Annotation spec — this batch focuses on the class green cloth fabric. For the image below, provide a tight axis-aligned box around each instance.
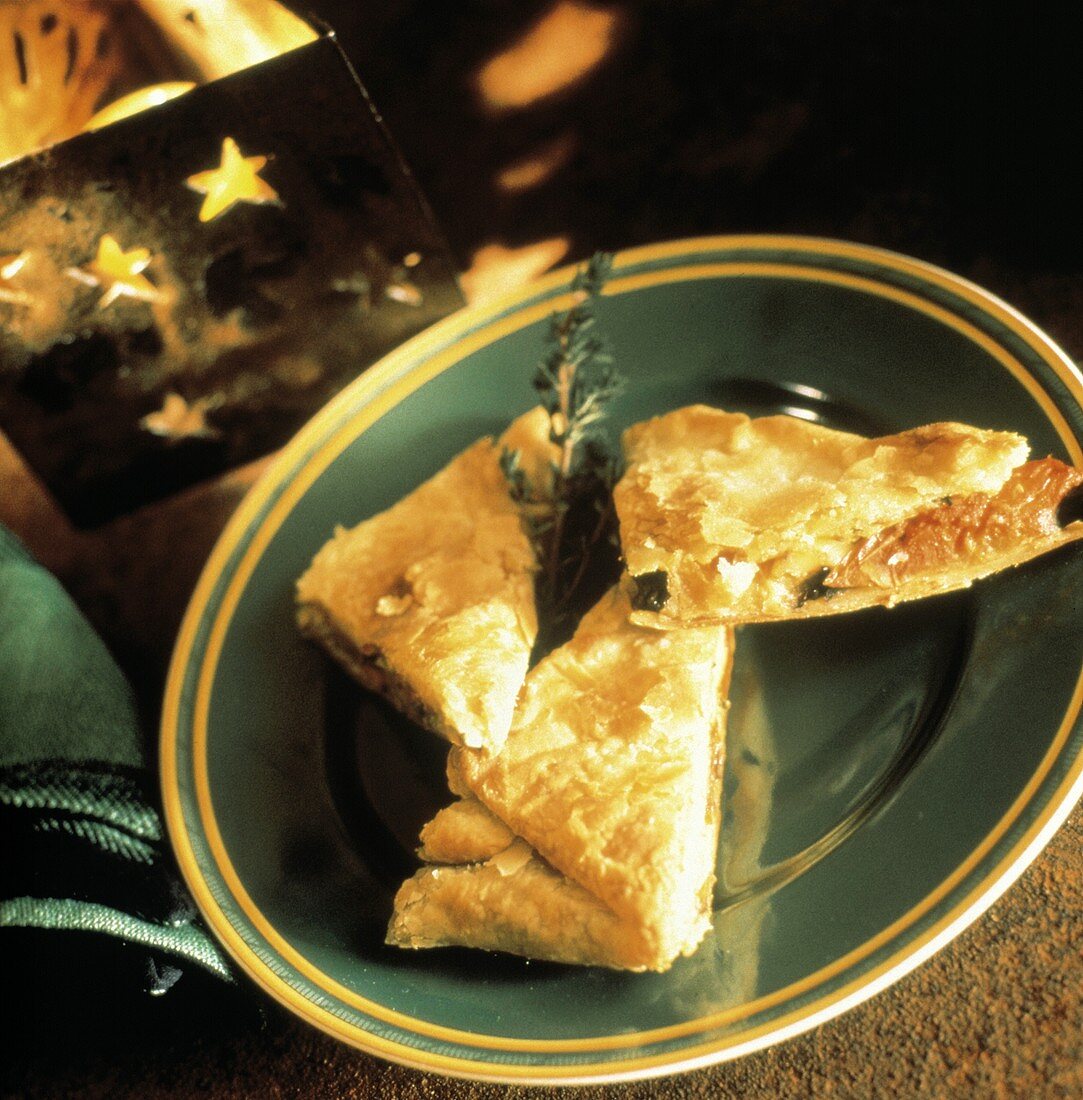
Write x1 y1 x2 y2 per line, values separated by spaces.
0 524 232 993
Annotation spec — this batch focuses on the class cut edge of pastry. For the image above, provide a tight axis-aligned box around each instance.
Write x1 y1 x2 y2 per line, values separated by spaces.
628 456 1083 627
388 796 709 972
386 853 670 971
296 601 449 737
294 410 556 752
617 405 1083 627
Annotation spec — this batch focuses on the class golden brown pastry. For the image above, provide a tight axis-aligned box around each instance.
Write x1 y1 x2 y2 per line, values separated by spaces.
296 410 551 752
416 796 516 865
391 796 662 970
388 825 664 970
445 587 733 968
614 405 1083 626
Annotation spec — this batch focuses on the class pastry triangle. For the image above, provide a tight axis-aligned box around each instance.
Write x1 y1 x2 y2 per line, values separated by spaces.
296 409 552 751
447 587 733 966
388 796 665 970
614 405 1083 626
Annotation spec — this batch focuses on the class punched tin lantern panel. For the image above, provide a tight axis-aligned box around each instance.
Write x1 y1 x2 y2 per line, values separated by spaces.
0 1 464 525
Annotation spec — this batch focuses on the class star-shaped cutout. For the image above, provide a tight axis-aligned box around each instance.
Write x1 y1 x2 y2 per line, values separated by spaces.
68 235 159 309
460 238 569 305
185 138 280 223
0 251 31 304
140 392 222 442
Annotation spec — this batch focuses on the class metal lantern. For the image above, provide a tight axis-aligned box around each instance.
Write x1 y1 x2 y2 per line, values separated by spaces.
0 1 463 525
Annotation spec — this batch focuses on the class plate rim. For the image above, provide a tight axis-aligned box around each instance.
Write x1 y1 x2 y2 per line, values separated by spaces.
161 233 1083 1084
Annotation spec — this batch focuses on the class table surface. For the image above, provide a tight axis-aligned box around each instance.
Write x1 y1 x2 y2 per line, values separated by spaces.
4 2 1083 1095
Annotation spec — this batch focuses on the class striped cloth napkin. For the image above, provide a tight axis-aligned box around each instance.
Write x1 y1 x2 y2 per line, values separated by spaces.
0 524 231 996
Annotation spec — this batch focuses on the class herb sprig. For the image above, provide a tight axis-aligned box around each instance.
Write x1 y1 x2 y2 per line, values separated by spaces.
502 252 625 651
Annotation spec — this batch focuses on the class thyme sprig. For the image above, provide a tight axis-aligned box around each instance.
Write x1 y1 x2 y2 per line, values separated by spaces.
502 252 625 650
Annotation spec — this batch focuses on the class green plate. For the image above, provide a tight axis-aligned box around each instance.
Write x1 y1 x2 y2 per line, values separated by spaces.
161 236 1083 1084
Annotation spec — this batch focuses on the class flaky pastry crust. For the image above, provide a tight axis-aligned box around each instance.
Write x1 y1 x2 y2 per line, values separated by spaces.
390 796 691 971
449 587 732 966
615 405 1082 625
387 844 662 971
296 414 547 751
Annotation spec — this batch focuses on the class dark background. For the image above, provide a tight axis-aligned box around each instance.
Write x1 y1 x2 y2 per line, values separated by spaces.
313 0 1080 281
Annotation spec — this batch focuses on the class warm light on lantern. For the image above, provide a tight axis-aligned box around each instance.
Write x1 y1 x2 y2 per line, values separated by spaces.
460 238 571 305
476 2 620 111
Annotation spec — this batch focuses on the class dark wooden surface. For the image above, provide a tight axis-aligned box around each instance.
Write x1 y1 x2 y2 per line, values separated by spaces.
3 2 1081 1095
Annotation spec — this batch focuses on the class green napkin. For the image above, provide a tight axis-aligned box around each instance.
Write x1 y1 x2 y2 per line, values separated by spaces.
0 524 232 995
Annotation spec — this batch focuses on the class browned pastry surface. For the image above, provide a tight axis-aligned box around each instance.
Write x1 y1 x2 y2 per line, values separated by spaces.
446 587 732 968
827 456 1083 589
615 405 1083 626
295 413 548 751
